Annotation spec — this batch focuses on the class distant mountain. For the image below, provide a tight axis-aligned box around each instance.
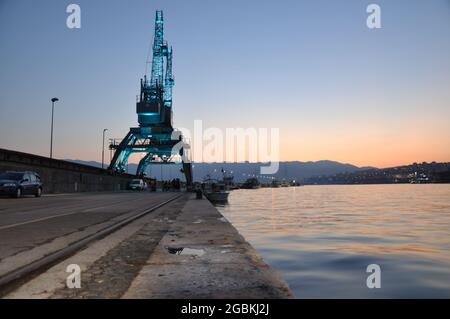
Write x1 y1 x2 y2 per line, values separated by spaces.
65 159 373 182
304 161 450 185
66 160 104 169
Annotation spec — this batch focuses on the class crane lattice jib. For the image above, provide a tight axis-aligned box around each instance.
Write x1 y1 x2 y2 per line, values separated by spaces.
164 47 174 107
150 11 165 86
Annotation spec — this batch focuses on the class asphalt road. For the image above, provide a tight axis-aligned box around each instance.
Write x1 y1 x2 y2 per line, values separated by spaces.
0 192 178 261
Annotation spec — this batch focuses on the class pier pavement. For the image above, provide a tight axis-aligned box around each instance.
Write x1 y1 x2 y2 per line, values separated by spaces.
1 192 293 298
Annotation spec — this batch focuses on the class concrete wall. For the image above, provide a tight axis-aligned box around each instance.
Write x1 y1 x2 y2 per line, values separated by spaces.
0 148 135 194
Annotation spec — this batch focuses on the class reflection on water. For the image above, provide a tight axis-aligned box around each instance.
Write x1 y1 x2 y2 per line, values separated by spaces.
218 184 450 298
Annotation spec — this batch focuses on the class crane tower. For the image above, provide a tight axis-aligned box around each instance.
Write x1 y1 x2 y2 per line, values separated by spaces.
108 11 192 185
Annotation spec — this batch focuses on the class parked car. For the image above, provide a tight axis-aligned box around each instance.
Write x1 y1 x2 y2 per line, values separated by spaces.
0 171 43 198
128 179 146 191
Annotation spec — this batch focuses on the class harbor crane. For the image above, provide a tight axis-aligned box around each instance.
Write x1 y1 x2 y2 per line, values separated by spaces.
108 11 192 185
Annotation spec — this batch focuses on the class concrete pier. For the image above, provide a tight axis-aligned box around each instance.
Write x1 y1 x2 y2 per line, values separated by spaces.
123 195 293 298
2 192 293 298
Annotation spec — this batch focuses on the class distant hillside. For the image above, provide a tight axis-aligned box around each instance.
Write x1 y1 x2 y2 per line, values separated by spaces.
66 159 372 182
304 162 450 184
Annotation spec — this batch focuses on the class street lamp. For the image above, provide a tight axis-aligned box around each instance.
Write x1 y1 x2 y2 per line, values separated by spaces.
50 97 59 159
102 128 108 169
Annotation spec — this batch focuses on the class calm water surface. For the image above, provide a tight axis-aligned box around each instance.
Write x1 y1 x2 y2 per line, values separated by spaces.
218 184 450 298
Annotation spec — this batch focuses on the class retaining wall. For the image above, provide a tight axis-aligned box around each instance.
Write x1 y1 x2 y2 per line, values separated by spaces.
0 148 134 194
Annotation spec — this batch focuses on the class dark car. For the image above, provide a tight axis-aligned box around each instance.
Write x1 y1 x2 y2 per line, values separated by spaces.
0 171 43 198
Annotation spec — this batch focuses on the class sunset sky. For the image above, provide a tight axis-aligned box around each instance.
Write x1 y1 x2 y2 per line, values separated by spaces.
0 0 449 168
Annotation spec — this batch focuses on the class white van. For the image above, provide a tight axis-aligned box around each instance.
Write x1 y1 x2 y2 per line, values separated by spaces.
129 179 145 191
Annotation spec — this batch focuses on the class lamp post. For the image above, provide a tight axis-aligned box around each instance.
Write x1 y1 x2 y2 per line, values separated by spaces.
50 98 59 159
102 128 108 169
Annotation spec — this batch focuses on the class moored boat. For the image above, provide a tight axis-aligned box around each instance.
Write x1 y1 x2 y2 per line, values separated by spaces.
241 178 260 189
204 191 229 203
202 174 230 203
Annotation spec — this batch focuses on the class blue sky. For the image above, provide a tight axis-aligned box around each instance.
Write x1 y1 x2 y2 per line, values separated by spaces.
0 0 449 167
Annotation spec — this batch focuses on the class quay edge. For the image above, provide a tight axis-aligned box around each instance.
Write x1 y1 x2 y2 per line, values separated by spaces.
123 194 294 299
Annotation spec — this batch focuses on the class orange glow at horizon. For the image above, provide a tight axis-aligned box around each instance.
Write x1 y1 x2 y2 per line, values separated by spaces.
280 120 450 168
33 114 450 169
